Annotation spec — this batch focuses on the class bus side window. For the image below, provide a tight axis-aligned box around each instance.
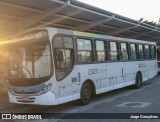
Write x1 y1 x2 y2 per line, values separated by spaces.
77 38 93 63
129 43 136 60
137 44 144 60
150 45 156 59
109 41 119 61
95 40 106 62
144 45 150 59
154 46 156 59
120 42 129 60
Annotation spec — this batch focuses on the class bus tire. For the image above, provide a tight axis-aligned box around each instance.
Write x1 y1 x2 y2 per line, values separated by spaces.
80 82 92 105
134 72 142 89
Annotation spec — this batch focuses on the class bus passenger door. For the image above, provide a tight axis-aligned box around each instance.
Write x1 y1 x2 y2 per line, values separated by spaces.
53 36 76 104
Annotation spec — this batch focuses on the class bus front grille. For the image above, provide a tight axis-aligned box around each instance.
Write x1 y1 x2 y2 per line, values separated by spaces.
16 97 35 103
13 91 39 96
15 91 37 94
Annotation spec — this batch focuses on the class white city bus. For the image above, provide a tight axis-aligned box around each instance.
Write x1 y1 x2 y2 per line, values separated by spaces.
6 28 157 105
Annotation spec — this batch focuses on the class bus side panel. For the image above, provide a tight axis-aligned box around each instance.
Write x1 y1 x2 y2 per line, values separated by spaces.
125 61 139 86
101 78 110 93
139 61 149 81
148 60 157 79
77 63 107 95
59 84 72 104
107 62 125 90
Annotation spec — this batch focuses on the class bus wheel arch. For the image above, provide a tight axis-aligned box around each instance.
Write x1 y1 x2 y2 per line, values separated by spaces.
80 79 95 105
134 71 142 89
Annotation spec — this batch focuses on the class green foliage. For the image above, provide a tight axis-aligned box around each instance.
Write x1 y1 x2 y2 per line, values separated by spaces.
139 18 160 28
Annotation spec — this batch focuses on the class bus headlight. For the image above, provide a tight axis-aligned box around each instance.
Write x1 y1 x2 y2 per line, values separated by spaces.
38 83 53 95
9 89 15 95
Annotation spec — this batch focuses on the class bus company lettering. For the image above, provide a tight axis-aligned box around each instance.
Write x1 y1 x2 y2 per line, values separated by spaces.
88 68 98 75
99 69 107 73
139 63 147 68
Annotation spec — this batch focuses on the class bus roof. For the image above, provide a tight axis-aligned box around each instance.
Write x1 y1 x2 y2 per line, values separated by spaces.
48 28 156 45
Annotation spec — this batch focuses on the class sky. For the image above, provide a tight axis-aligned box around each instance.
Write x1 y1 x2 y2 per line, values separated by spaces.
78 0 160 22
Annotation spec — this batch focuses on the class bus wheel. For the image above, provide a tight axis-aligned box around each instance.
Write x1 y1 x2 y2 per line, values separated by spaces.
134 73 142 89
80 82 92 105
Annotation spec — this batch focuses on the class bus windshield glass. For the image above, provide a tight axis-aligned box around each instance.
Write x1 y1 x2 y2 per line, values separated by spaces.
8 30 52 85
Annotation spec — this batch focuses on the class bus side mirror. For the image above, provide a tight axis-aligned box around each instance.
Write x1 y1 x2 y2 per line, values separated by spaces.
58 50 64 61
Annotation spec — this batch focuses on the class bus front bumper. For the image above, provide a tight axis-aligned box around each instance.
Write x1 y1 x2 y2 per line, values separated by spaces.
8 91 59 105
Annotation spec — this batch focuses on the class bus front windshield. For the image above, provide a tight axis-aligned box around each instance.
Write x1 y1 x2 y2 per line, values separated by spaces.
9 41 52 81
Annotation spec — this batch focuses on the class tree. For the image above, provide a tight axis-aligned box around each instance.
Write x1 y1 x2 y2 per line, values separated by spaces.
139 18 160 28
